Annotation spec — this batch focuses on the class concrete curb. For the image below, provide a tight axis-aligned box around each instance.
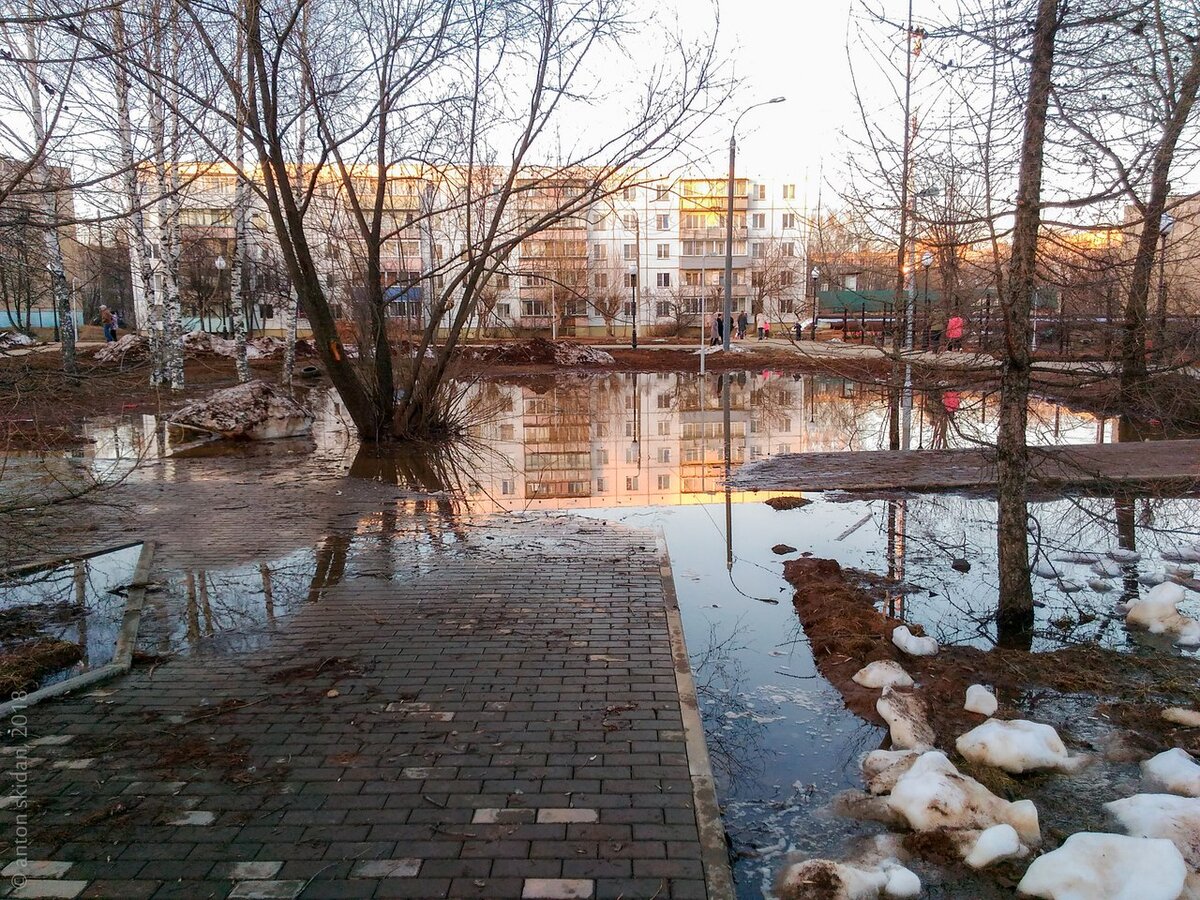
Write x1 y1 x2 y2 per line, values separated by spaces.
0 540 155 718
655 530 733 900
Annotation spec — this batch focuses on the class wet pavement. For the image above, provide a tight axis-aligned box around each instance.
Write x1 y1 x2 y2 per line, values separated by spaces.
0 515 725 900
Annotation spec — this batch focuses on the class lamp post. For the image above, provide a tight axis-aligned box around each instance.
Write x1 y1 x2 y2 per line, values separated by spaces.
1157 212 1175 343
724 96 786 351
810 267 819 341
920 250 933 349
215 254 227 334
628 263 638 349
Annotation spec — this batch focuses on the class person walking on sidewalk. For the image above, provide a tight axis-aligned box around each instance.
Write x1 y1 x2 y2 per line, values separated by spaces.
100 305 117 342
710 313 722 346
929 311 945 354
736 310 748 340
946 313 965 351
755 310 767 340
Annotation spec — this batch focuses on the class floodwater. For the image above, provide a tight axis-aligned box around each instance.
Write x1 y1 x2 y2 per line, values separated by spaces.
6 369 1200 896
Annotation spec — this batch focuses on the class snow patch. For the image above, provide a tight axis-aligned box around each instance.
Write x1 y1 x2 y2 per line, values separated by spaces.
891 625 937 657
1016 832 1187 900
955 718 1076 774
964 684 998 717
876 688 935 751
1142 749 1200 797
964 823 1025 869
853 660 914 690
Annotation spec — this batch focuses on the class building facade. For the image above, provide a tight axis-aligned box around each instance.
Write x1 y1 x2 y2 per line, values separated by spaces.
133 165 813 338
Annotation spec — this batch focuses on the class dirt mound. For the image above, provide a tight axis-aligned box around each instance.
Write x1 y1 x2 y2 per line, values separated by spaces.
94 333 150 364
169 380 314 440
480 338 615 366
783 556 1200 752
766 496 813 511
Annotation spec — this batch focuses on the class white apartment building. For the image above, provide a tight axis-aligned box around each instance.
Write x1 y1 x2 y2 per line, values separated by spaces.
133 165 812 337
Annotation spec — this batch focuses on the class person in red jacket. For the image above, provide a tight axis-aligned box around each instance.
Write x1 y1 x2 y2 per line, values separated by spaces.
945 314 965 351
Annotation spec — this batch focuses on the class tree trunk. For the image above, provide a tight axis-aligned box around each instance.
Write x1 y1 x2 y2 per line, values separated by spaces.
996 0 1059 649
1118 43 1200 401
229 11 250 383
150 12 184 389
112 6 158 357
23 13 75 376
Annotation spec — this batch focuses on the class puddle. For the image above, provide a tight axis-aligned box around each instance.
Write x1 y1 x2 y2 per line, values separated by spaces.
10 368 1200 896
0 544 144 690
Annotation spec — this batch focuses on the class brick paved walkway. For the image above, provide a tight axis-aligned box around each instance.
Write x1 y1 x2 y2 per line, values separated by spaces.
0 514 728 899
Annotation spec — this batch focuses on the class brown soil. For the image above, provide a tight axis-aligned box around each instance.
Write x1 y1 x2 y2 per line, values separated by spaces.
0 639 83 693
0 350 284 450
0 601 81 639
783 556 1200 754
765 496 813 511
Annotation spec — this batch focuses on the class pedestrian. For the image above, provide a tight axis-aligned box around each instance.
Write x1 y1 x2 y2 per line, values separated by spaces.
946 313 965 351
929 312 945 354
763 316 771 340
100 305 117 342
711 313 724 346
736 310 748 340
755 310 767 341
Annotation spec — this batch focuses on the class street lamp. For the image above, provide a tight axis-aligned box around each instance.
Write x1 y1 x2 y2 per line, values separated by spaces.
214 254 228 335
628 263 638 350
724 96 786 351
810 267 819 341
920 250 933 349
1157 212 1175 341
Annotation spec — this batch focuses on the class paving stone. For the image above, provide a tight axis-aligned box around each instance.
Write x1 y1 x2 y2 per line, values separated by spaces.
165 811 216 826
9 881 88 899
223 862 284 880
227 881 307 899
0 862 72 879
536 809 598 824
472 808 536 825
521 878 594 899
348 859 421 878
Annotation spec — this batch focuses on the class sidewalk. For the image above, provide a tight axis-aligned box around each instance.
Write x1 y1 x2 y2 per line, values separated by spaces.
0 512 728 900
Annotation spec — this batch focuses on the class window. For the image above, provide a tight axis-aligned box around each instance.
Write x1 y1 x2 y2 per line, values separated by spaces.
594 213 610 230
655 301 672 317
623 244 637 260
782 213 796 229
596 477 607 493
623 272 637 288
433 243 444 260
657 420 671 435
782 241 796 257
684 271 702 286
656 272 671 288
499 424 515 440
626 476 639 492
751 242 764 259
622 213 638 230
783 184 796 199
496 303 510 317
657 393 672 409
657 474 671 490
656 214 670 230
594 273 609 289
751 271 764 287
657 243 671 259
755 184 766 200
658 447 671 463
751 213 765 229
434 274 445 289
521 300 549 316
501 479 515 495
596 448 609 464
780 271 795 287
592 243 606 260
623 186 637 200
623 300 636 317
495 274 511 289
776 444 791 454
655 185 670 201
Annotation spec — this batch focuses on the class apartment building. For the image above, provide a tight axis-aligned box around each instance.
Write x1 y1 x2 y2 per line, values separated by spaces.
133 164 811 337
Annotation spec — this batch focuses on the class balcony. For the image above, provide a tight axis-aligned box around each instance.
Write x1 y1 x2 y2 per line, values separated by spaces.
680 255 749 270
679 227 748 241
679 196 748 212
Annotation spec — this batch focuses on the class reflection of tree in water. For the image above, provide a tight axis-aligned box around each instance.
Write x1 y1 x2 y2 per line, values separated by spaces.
874 491 1200 650
690 619 769 792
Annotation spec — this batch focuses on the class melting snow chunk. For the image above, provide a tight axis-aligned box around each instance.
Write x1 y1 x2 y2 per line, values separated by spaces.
1032 560 1062 579
891 625 937 657
877 688 935 751
1142 749 1200 797
964 684 998 717
1105 793 1200 873
885 751 1040 846
1108 548 1142 563
1162 707 1200 728
964 823 1024 869
955 719 1074 774
1016 832 1186 900
853 660 915 690
1125 582 1200 645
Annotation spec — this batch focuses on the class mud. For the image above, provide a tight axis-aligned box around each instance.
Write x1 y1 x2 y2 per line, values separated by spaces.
0 639 83 693
782 556 1200 754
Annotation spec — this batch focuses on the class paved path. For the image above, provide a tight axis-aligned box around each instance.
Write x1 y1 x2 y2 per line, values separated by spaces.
727 438 1200 494
0 514 727 900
